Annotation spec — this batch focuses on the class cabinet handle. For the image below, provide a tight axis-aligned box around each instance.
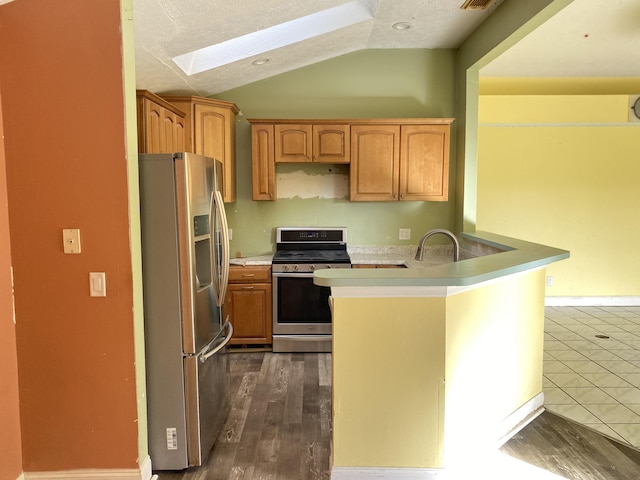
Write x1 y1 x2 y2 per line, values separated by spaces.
242 286 255 290
241 273 255 277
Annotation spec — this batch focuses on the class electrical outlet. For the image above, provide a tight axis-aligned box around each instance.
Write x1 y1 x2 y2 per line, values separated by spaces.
399 228 411 240
546 276 554 286
228 228 233 241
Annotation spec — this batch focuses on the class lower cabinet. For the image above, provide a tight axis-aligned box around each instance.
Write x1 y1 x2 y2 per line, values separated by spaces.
223 265 272 346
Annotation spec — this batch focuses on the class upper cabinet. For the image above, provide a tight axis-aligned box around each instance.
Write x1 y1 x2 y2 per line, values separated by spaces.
249 118 453 202
161 95 240 203
251 123 276 201
274 123 350 164
350 123 451 201
136 90 186 154
349 125 400 201
399 124 450 202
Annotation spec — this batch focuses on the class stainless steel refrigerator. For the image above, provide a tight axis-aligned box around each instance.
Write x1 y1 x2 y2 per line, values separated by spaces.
139 152 232 470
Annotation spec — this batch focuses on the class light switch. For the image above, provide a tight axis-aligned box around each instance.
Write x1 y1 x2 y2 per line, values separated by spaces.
63 229 81 254
89 272 106 297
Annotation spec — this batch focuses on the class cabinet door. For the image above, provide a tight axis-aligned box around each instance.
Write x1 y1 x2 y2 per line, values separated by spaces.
313 124 350 163
173 115 186 152
251 124 276 200
224 283 272 345
193 104 236 202
275 124 312 163
137 92 186 154
144 100 164 153
399 125 449 201
349 125 400 201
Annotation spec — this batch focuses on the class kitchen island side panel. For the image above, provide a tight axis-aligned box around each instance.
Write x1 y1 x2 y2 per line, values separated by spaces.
332 296 447 468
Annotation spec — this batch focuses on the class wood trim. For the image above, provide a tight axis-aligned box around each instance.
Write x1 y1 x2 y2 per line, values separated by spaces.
162 95 239 114
136 90 186 116
248 118 454 125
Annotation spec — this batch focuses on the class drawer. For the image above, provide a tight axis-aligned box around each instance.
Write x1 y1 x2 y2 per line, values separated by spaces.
228 265 272 283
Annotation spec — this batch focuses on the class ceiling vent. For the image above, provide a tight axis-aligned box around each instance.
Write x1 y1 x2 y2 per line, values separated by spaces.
460 0 494 10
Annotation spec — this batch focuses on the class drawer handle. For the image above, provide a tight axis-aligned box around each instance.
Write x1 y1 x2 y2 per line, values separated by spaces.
241 273 255 277
242 286 255 290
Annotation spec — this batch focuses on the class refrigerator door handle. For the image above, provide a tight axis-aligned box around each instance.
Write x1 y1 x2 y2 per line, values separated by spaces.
200 318 233 363
210 190 230 306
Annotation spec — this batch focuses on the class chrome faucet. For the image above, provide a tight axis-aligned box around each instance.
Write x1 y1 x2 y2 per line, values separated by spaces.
415 229 460 262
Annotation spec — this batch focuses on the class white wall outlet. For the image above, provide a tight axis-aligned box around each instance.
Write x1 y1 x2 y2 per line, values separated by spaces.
228 228 233 241
546 276 554 286
89 272 106 297
399 228 411 240
62 228 81 254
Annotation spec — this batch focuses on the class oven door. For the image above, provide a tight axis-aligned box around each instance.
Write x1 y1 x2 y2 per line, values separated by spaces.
272 271 332 335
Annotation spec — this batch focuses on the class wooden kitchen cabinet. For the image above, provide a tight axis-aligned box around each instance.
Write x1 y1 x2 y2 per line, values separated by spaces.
350 122 452 202
399 124 450 201
251 123 276 201
248 118 453 202
162 95 239 203
223 265 272 346
349 125 400 201
274 123 350 163
136 90 186 154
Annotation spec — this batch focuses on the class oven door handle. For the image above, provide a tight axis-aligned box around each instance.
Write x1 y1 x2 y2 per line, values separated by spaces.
272 271 316 279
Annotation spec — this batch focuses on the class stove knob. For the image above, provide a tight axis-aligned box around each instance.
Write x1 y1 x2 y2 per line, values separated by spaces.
309 265 315 272
292 265 298 272
283 265 290 272
327 265 332 269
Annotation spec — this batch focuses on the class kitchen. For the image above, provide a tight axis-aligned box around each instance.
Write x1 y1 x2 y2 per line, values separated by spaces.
1 0 640 479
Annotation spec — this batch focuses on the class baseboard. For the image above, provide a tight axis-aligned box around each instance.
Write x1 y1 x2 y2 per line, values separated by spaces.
331 466 444 479
23 456 153 480
546 296 640 307
495 392 545 447
330 393 545 479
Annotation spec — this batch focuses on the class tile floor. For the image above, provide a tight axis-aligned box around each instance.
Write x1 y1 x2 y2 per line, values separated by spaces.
544 305 640 447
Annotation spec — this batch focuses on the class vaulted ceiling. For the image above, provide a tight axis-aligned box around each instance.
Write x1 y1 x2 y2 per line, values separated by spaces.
133 0 640 97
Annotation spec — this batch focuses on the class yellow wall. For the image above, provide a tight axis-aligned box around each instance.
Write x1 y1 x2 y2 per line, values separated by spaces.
331 268 546 470
444 269 545 462
332 296 447 468
477 92 640 297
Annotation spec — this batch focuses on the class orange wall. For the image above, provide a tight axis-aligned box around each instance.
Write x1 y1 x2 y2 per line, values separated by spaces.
0 79 24 480
0 0 139 472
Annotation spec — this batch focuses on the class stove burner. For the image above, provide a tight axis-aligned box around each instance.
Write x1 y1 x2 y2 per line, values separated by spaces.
272 249 351 264
273 227 351 273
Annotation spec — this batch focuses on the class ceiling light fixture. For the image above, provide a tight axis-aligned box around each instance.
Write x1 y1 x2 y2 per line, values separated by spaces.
252 58 270 66
392 22 411 30
172 0 377 76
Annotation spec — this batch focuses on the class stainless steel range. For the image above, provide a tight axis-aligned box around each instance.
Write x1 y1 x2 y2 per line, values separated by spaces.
272 227 351 352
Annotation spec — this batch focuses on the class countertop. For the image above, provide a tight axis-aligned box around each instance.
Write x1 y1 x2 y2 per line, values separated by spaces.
227 246 448 268
229 255 273 266
313 231 569 288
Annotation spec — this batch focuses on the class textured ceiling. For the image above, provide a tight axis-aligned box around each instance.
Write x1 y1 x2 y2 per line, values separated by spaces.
133 0 504 96
480 0 640 78
133 0 640 97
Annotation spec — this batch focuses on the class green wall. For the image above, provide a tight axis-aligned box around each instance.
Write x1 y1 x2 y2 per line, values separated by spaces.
215 49 457 256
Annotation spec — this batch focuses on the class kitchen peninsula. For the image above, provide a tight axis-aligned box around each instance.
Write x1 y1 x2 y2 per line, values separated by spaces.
314 231 569 478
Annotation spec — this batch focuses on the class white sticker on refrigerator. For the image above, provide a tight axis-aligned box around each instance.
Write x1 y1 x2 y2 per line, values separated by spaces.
166 427 178 450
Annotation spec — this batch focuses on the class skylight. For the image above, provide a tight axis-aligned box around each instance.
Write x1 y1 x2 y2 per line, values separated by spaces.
172 0 377 76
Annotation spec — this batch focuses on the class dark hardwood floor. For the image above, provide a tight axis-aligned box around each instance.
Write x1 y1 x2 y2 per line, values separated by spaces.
154 352 640 480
